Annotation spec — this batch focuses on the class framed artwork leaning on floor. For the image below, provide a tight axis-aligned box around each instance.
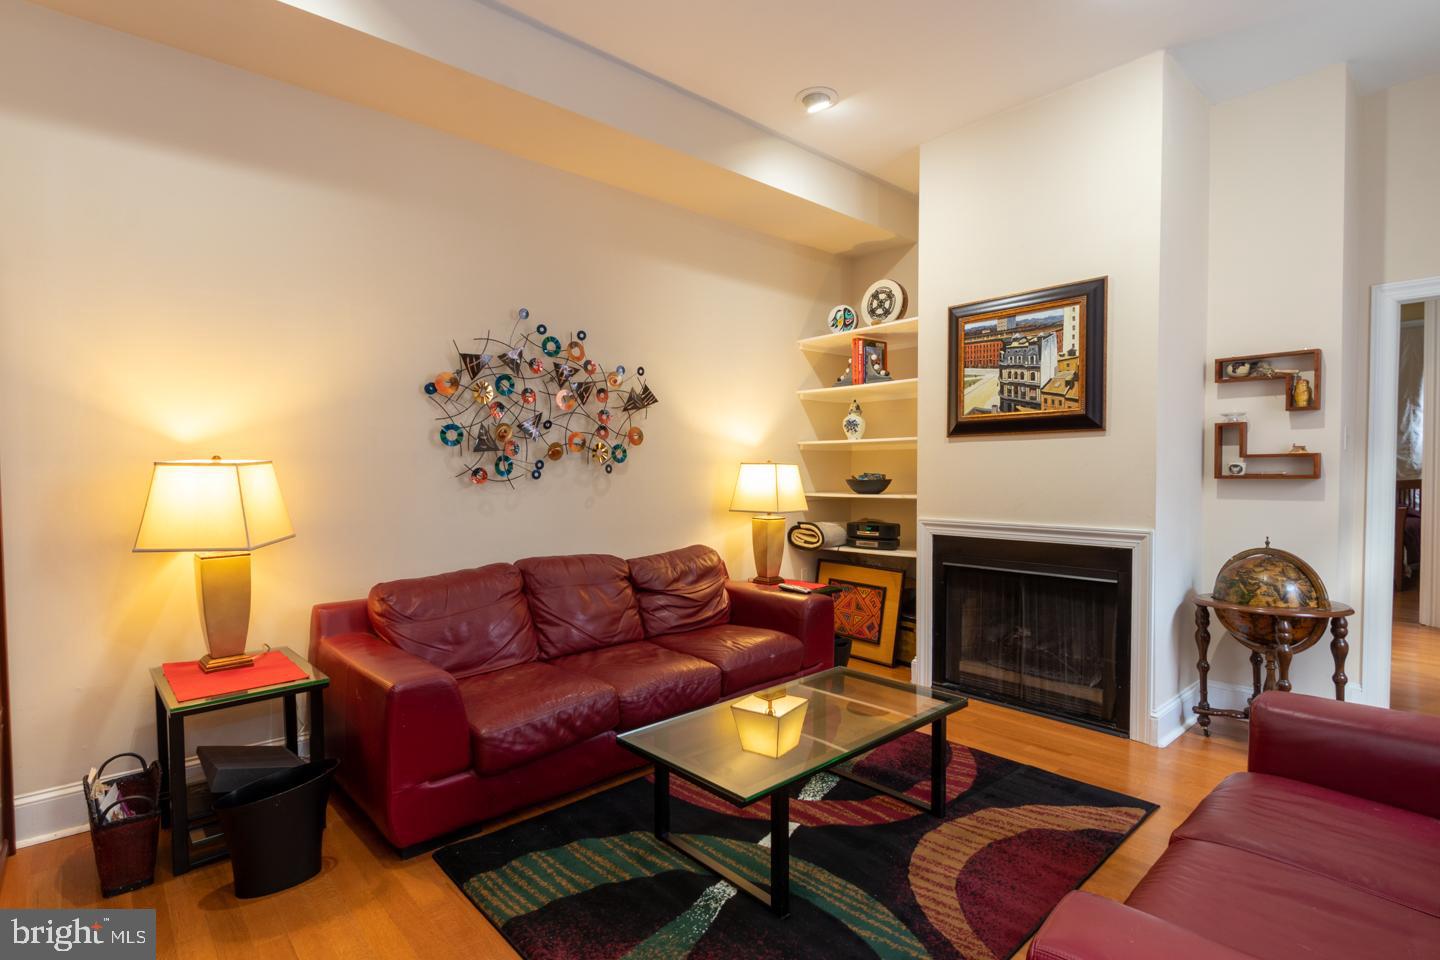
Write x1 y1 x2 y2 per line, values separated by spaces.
816 560 904 665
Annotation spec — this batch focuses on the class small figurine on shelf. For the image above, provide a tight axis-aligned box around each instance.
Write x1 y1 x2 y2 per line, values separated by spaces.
1252 360 1277 377
1292 375 1313 408
1224 360 1252 378
842 400 866 441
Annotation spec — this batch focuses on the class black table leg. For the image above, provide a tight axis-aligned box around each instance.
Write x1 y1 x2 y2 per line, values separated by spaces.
653 765 670 840
154 692 170 829
308 689 325 761
283 694 299 754
769 788 790 918
930 718 946 816
167 713 188 876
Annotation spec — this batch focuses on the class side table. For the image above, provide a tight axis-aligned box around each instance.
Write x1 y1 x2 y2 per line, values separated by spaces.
150 646 329 875
1191 594 1353 736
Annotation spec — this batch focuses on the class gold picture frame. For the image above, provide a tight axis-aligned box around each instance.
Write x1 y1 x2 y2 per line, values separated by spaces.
816 560 904 665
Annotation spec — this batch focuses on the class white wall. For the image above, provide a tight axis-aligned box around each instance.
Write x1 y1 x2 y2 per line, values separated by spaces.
916 53 1219 743
1360 71 1440 288
1201 65 1359 698
1152 56 1210 733
918 54 1166 530
0 1 842 834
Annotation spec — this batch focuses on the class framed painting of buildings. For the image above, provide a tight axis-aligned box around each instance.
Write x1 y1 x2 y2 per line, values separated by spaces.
946 277 1107 436
815 559 904 665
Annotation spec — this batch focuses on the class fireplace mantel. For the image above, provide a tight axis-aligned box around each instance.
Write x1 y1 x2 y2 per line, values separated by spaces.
916 518 1157 743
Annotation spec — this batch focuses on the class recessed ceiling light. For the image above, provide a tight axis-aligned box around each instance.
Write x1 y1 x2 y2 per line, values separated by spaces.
796 86 838 114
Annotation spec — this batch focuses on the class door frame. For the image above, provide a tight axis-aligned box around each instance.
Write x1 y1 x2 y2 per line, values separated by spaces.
1364 275 1440 708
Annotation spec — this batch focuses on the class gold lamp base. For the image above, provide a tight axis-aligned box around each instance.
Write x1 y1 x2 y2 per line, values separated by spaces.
198 652 256 673
195 552 254 670
750 514 787 585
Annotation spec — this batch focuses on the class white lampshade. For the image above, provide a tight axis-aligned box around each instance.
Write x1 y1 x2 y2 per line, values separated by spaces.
729 462 808 514
134 458 294 553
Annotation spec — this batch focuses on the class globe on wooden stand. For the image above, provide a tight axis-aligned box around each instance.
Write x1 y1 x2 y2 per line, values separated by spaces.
1191 539 1354 736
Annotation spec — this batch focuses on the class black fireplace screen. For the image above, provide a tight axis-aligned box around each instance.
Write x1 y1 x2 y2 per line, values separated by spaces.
935 537 1130 734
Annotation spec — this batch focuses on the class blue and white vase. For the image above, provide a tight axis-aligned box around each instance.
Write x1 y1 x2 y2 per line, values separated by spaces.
842 400 866 441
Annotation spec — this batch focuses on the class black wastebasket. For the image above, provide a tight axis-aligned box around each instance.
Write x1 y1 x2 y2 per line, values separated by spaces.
213 759 338 898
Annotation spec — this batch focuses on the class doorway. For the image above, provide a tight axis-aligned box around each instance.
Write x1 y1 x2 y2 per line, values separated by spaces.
1391 299 1440 715
1367 279 1440 716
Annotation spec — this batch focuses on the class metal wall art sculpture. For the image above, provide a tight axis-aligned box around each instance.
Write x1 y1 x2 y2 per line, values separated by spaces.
423 308 658 487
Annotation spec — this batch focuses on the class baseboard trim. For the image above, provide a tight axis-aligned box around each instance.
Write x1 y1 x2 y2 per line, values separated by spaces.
15 733 309 849
1150 679 1201 748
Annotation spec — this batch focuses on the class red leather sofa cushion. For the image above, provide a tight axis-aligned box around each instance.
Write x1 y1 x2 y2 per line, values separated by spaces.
1030 892 1258 960
650 624 803 694
516 554 644 659
551 640 722 730
368 563 538 678
1250 692 1440 819
1172 771 1440 916
627 544 731 636
1126 837 1437 960
457 662 620 776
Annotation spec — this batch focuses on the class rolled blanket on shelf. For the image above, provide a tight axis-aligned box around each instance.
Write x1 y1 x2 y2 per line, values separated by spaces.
788 521 846 550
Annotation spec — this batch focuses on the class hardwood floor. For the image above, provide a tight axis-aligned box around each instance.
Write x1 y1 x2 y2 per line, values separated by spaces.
0 668 1250 959
1392 588 1440 716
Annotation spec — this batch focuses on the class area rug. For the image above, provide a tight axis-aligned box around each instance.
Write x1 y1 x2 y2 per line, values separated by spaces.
434 733 1156 960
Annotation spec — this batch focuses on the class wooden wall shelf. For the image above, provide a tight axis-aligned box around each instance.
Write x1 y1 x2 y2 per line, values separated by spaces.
1213 421 1321 480
1213 348 1322 411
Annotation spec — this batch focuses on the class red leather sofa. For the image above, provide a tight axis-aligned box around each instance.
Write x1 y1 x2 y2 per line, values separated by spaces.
308 545 833 851
1030 692 1440 959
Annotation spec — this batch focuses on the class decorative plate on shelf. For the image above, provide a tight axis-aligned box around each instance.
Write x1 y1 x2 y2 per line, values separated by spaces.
862 278 908 325
827 305 859 332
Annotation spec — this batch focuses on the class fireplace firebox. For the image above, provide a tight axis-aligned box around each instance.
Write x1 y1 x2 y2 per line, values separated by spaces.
932 535 1130 735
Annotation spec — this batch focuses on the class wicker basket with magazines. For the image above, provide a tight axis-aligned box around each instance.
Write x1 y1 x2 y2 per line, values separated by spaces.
84 752 161 897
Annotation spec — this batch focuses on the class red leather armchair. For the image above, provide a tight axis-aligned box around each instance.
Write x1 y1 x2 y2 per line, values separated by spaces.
310 545 833 852
1029 693 1440 959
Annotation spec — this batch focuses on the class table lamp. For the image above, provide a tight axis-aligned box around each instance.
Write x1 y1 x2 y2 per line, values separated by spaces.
732 691 809 757
134 457 294 672
729 462 807 585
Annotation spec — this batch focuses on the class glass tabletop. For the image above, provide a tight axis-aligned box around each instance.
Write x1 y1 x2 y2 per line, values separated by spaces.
618 667 967 805
151 646 329 714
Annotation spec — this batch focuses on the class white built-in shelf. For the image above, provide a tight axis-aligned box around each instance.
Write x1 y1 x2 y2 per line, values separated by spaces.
796 317 920 355
797 436 918 451
806 491 917 500
819 545 919 559
797 378 918 403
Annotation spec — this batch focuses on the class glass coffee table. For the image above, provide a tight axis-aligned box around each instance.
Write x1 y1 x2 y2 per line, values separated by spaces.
617 667 967 917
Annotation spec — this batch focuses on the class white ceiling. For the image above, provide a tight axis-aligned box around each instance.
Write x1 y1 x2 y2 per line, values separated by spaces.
492 0 1440 194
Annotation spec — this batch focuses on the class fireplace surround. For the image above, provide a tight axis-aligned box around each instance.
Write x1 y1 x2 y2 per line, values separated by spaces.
915 519 1155 742
932 534 1131 734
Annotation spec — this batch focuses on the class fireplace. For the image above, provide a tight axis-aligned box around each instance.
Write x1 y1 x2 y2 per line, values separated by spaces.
932 534 1131 735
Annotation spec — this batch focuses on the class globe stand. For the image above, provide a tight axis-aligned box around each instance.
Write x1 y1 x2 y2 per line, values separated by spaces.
1190 595 1354 737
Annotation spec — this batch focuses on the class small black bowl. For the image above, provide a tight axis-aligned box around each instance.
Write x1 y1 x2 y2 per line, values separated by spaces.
845 476 892 495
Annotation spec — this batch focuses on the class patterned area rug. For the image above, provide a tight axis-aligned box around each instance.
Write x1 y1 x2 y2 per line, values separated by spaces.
434 733 1155 959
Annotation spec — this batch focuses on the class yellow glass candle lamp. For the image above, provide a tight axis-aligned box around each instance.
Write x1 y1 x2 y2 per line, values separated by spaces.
731 690 809 758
